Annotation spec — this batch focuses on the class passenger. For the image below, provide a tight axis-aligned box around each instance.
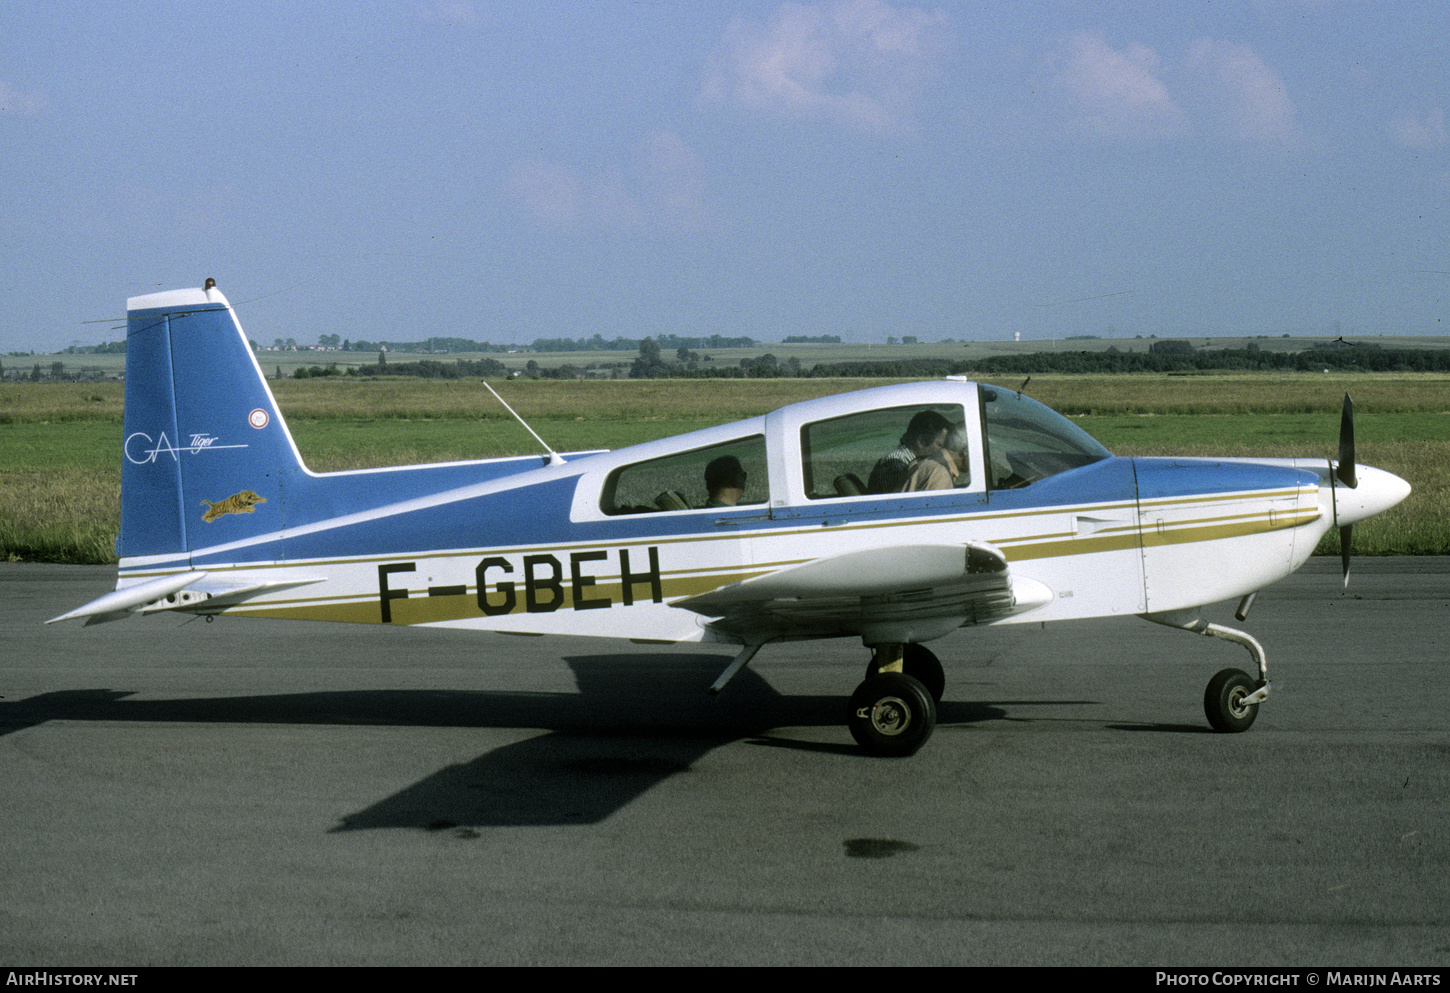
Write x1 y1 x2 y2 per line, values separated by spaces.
867 410 951 493
902 424 970 491
704 455 747 507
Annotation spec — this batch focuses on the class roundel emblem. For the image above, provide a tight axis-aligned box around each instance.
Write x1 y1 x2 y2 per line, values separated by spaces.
248 408 270 429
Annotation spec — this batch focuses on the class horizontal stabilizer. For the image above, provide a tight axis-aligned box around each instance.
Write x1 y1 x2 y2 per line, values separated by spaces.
46 571 208 625
137 576 327 614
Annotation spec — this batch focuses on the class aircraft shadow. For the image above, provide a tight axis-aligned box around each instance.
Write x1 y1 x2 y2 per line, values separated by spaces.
1 651 1026 829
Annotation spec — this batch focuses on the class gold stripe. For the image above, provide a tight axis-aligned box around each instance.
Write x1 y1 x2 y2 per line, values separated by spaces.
1139 511 1320 549
999 532 1144 562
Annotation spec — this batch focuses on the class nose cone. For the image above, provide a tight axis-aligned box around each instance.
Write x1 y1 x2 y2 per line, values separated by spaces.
1334 464 1412 526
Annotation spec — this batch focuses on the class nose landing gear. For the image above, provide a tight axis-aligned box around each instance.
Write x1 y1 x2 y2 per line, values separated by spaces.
1144 610 1271 733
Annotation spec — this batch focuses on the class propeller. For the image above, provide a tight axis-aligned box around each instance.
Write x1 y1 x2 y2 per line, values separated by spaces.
1336 394 1356 586
1337 394 1357 489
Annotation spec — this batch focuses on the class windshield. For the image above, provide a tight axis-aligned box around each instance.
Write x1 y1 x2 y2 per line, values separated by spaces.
980 385 1110 488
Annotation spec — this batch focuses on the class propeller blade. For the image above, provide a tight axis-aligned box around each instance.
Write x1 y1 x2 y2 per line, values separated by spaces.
1337 394 1357 489
1340 524 1353 587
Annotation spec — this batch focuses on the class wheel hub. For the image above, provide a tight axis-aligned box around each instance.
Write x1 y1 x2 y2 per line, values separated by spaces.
1227 686 1251 719
864 696 912 736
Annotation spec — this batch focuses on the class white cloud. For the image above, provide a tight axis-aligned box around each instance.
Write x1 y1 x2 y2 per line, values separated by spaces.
0 80 46 115
1388 109 1448 149
1052 31 1186 141
1037 34 1299 150
508 131 711 234
700 0 950 134
1184 38 1299 150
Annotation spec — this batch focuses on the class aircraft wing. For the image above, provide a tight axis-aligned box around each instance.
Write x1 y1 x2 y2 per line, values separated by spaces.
672 542 1052 644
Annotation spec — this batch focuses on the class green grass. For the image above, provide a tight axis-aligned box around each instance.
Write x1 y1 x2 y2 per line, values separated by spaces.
0 422 123 562
1081 411 1450 449
284 417 718 468
3 377 1446 563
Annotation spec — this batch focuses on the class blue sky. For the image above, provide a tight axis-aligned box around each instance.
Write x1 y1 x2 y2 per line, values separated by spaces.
2 1 1446 353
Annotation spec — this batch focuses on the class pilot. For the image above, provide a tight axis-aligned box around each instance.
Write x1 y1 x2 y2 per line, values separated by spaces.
867 410 952 493
902 423 970 491
704 455 747 507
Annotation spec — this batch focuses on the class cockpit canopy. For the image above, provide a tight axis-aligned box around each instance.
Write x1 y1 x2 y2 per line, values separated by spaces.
980 386 1110 489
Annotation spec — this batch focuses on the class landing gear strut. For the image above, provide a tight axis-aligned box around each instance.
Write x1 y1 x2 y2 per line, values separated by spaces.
865 643 945 702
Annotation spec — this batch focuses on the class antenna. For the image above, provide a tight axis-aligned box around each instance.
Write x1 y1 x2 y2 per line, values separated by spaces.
482 381 565 465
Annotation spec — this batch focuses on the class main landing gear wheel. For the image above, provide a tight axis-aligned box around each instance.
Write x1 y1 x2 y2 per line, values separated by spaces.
866 644 946 703
848 672 937 757
1204 668 1260 733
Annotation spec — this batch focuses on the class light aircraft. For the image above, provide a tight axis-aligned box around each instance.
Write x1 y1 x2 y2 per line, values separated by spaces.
50 283 1411 755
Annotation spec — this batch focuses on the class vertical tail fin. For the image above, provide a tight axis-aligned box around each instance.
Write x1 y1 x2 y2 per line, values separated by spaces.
119 283 305 563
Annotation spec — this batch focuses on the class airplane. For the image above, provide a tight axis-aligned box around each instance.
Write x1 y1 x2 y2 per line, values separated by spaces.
49 282 1412 756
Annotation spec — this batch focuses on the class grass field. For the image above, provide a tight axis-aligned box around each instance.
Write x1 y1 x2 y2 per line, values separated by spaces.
2 375 1445 563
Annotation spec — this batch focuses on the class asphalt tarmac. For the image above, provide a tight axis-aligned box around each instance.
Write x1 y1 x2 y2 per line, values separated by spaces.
2 559 1447 966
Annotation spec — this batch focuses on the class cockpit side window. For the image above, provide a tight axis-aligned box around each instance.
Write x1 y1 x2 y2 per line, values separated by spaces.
600 435 768 515
800 403 968 499
979 385 1110 489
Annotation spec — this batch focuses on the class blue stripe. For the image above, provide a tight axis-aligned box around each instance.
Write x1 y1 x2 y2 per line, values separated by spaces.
1133 457 1315 500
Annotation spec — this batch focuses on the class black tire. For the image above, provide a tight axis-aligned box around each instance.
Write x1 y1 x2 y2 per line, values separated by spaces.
848 672 937 757
866 644 946 703
1204 668 1260 733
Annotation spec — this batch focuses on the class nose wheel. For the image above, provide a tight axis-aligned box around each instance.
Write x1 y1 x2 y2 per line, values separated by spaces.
1204 668 1262 733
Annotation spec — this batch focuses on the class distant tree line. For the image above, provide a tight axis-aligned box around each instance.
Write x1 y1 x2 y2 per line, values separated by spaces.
37 337 1450 381
0 360 112 382
531 332 758 353
620 346 1450 380
627 339 806 378
801 347 1450 378
339 338 512 354
352 357 509 379
62 341 128 355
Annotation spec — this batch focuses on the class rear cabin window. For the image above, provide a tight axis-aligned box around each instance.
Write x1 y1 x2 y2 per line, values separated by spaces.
601 436 768 515
800 403 969 499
